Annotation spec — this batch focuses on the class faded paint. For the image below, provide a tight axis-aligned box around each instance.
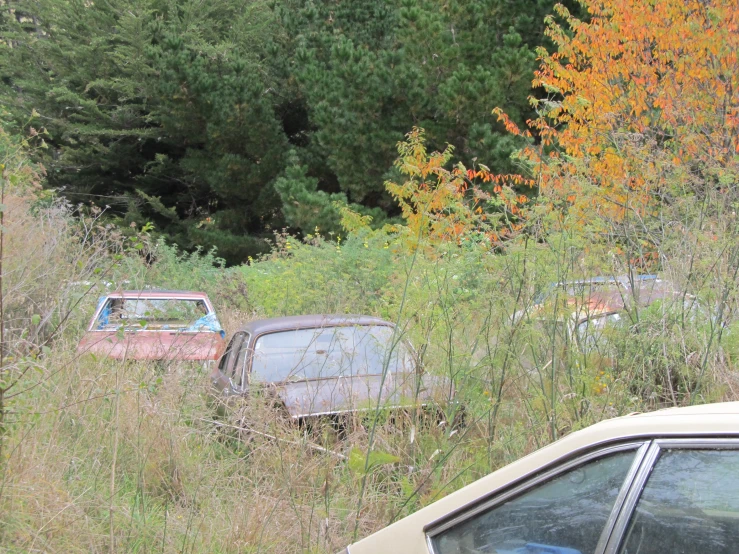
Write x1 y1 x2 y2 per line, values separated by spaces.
270 371 449 419
212 315 453 418
78 329 225 361
77 290 226 361
564 277 682 322
531 275 690 326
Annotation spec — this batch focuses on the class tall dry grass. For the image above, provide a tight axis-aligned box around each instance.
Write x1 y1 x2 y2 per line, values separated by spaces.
1 144 739 552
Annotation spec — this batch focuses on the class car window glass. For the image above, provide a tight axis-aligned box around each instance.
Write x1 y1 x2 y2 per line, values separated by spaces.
231 334 250 388
432 450 637 554
94 297 221 332
251 325 413 382
618 449 739 554
218 333 244 373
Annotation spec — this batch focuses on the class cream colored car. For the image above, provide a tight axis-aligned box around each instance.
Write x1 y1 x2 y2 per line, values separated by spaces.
343 402 739 554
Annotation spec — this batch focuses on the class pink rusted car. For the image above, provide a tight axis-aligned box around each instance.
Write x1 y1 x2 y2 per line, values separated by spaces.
77 290 226 362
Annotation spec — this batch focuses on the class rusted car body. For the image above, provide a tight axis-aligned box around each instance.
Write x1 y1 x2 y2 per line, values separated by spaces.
210 314 451 419
77 290 226 362
530 274 692 349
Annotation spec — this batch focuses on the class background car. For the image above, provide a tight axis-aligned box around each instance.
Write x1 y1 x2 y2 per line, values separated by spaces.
526 274 697 352
342 401 739 554
210 314 452 419
77 290 226 362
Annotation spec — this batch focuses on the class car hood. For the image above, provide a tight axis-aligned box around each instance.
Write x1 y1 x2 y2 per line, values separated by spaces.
77 330 226 361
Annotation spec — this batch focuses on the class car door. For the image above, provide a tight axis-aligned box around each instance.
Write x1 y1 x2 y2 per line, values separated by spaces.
605 439 739 554
428 442 647 554
426 438 739 554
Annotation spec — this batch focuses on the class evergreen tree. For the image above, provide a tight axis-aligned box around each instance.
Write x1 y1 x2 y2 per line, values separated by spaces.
0 0 576 262
1 0 285 263
272 0 567 219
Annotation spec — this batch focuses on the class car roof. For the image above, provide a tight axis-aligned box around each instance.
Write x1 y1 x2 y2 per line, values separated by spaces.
234 314 394 336
104 290 211 300
348 401 739 554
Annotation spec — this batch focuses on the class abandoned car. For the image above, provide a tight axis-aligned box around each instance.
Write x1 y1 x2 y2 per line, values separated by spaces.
527 274 696 352
342 401 739 554
210 314 451 419
77 290 226 362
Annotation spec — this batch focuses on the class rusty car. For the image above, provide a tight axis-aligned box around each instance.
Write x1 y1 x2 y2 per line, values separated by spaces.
528 274 696 352
77 290 226 362
210 314 452 419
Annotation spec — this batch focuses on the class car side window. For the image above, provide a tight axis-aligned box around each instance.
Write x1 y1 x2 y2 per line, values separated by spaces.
618 449 739 554
432 450 637 554
231 333 250 389
218 333 245 375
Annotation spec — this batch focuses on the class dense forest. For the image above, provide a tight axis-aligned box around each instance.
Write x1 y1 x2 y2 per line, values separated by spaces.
0 0 579 263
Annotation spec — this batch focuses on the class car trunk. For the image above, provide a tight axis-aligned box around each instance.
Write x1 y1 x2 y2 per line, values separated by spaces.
78 330 225 361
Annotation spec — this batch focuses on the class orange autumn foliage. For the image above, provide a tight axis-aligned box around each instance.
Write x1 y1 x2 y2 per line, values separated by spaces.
499 0 739 224
385 128 529 247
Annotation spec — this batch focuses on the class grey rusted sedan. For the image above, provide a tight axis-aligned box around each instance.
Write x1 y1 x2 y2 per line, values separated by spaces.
209 315 449 419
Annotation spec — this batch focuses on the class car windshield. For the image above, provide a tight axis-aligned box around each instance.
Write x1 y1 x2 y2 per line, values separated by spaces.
251 325 414 382
94 297 222 332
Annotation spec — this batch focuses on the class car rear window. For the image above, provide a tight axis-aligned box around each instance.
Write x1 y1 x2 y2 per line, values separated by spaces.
251 325 413 382
95 297 222 332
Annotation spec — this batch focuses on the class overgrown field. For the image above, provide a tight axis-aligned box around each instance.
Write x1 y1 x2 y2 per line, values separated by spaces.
1 160 738 552
1 0 738 551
